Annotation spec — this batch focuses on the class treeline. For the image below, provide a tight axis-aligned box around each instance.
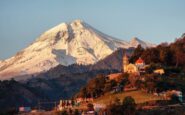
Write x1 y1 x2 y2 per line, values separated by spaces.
130 34 185 71
0 79 40 114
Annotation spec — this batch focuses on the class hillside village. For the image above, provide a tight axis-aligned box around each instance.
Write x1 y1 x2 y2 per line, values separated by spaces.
54 36 185 115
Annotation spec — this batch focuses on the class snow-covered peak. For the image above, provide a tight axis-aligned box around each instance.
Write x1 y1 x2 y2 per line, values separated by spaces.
0 20 155 80
131 37 140 42
130 37 142 46
70 19 84 28
130 37 156 48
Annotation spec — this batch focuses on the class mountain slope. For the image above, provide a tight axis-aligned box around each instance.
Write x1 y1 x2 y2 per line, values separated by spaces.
0 20 155 80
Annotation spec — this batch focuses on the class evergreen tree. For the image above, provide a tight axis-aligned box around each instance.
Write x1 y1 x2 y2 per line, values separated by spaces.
129 45 144 63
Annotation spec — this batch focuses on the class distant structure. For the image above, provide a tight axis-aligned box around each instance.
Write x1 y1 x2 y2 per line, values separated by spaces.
123 54 145 75
107 52 146 81
154 68 165 75
135 57 146 73
122 54 129 72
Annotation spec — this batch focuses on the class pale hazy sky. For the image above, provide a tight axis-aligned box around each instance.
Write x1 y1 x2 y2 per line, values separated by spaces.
0 0 185 60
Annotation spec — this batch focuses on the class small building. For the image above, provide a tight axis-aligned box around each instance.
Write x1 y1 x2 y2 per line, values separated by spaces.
76 97 84 103
154 69 165 75
107 73 122 82
135 57 146 73
19 107 31 113
171 90 183 102
94 103 106 112
58 99 74 110
135 57 145 67
123 55 145 75
111 85 123 93
125 64 139 74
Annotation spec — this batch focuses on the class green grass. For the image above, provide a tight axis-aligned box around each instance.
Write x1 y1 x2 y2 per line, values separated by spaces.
94 90 163 105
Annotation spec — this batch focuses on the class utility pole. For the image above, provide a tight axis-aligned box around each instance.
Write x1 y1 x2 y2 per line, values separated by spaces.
54 101 57 111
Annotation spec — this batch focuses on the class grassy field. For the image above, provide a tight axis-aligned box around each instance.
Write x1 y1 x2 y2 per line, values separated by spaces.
94 90 163 105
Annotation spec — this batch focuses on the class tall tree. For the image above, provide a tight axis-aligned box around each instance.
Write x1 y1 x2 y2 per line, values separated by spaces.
122 96 136 115
130 45 144 63
159 46 172 65
141 48 160 64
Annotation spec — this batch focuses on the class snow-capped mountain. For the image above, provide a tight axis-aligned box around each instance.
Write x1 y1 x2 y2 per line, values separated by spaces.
0 20 155 80
130 37 156 48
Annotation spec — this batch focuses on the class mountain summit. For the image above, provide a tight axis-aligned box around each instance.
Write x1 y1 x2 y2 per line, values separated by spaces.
130 37 155 48
0 20 155 80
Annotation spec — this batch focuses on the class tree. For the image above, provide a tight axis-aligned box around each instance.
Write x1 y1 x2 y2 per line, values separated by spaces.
146 81 156 93
104 80 117 92
122 96 136 115
129 45 144 63
87 74 106 97
74 109 79 115
81 87 87 98
87 103 94 111
159 46 172 65
141 48 160 64
106 104 122 115
175 50 185 67
104 82 112 92
128 74 139 87
170 36 185 68
135 80 143 89
106 96 136 115
120 78 129 90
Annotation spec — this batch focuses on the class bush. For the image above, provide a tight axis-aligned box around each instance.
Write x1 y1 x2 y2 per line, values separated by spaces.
106 96 136 115
106 104 122 115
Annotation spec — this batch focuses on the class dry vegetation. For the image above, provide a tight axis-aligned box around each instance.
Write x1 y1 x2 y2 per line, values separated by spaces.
94 90 163 105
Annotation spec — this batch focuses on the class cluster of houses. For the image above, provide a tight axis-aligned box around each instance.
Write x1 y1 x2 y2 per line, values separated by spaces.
58 100 74 111
58 98 94 111
153 90 183 102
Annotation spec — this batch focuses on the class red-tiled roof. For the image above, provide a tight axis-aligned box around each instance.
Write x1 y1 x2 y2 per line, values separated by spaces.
135 58 144 64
